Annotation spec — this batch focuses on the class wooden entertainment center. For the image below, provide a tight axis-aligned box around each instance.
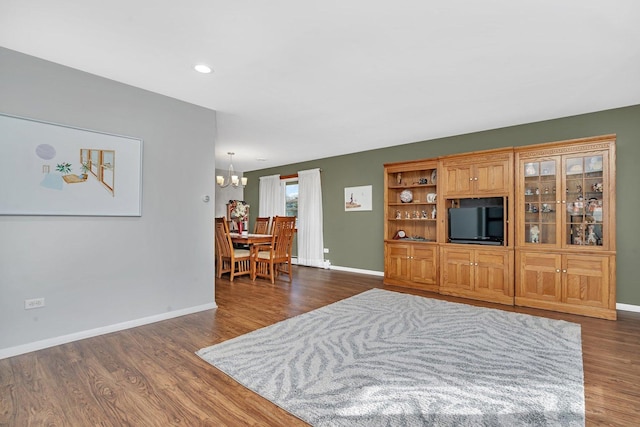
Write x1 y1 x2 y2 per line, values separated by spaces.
383 135 617 319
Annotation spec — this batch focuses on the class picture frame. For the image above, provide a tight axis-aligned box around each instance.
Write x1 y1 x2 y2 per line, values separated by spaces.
344 185 372 211
0 113 143 216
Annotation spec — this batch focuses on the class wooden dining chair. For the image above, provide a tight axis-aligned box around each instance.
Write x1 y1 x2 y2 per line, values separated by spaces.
214 217 251 281
250 216 296 284
253 216 271 234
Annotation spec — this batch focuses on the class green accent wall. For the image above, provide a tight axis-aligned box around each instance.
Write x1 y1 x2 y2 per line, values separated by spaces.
244 105 640 306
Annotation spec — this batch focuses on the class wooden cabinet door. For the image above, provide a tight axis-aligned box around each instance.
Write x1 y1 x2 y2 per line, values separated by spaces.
442 165 473 196
442 156 512 197
516 251 562 302
410 245 437 286
385 243 410 282
564 254 610 309
475 248 513 297
441 247 474 291
475 160 511 195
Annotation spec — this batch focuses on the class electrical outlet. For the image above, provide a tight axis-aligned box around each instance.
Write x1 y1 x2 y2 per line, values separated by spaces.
24 298 45 310
323 248 330 253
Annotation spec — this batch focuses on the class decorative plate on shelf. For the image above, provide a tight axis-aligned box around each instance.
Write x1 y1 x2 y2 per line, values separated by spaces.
431 170 437 185
400 189 413 203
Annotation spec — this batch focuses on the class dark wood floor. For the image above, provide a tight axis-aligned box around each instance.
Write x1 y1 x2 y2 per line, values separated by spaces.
2 266 639 426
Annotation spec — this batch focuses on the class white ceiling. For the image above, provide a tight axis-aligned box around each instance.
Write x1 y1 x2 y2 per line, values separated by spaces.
2 1 640 172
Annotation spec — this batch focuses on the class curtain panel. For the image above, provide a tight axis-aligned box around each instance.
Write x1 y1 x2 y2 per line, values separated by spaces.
258 174 285 218
297 168 324 268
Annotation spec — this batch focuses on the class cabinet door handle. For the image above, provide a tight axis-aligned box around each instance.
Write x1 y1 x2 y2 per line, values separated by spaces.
556 269 561 273
475 262 478 266
474 177 478 181
562 269 567 273
469 177 473 181
556 201 561 204
562 200 566 204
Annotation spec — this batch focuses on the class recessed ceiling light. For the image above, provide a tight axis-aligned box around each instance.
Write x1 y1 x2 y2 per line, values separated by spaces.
194 64 212 74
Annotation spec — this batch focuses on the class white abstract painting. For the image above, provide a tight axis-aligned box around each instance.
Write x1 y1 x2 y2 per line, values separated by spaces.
0 113 142 216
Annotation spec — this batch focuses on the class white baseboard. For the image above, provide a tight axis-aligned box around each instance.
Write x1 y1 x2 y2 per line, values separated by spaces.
617 303 640 313
328 264 384 277
0 302 217 360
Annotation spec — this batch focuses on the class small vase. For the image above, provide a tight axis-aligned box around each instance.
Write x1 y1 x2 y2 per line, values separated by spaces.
238 220 243 234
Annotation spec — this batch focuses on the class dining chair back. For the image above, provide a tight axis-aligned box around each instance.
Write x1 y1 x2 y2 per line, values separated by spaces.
253 216 271 234
250 216 296 283
214 217 251 281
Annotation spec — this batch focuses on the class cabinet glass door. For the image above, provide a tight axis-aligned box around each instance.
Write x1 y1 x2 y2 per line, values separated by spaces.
564 154 605 247
523 159 559 245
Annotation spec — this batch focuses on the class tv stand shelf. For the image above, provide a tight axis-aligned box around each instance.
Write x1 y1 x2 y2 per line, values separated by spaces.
449 239 504 246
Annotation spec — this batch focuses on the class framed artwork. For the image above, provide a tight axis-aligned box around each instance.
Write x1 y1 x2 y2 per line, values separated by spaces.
345 185 372 212
0 113 143 216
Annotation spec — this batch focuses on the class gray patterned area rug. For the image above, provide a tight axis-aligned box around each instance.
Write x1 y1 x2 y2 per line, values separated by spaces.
197 289 584 426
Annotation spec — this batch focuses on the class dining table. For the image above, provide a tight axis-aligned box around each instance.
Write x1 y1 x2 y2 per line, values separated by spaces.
229 233 272 246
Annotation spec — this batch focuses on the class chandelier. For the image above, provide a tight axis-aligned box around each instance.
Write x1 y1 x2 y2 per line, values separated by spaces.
216 152 247 188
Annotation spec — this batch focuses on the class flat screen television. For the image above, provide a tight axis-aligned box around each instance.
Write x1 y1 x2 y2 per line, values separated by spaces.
448 206 504 245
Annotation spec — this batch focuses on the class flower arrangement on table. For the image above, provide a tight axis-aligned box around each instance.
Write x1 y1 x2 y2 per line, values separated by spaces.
229 200 249 220
229 200 249 233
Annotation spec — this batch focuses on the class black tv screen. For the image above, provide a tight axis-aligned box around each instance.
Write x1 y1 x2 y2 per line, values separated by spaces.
448 206 504 245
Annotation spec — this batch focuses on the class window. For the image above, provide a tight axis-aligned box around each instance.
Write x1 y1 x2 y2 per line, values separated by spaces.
285 179 298 218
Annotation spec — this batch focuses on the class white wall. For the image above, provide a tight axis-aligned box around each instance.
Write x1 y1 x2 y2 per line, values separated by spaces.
0 47 217 357
214 167 245 218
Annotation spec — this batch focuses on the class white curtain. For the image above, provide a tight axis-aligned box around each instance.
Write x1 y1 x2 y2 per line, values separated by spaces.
258 174 285 217
297 168 324 267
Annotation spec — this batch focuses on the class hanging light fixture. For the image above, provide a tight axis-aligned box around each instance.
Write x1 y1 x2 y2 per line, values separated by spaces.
216 152 247 188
